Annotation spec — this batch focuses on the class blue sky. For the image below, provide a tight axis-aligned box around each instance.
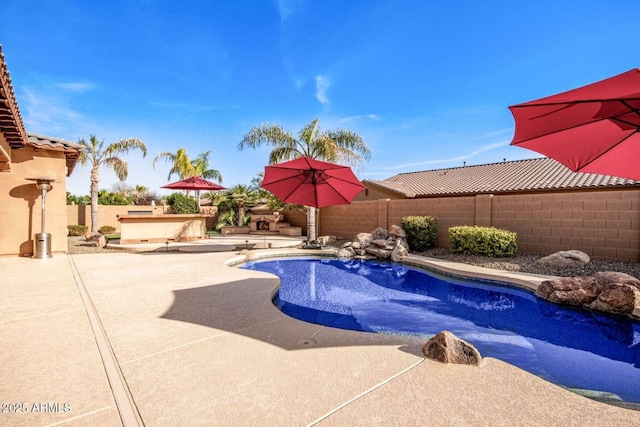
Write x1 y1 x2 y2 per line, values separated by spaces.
2 0 640 196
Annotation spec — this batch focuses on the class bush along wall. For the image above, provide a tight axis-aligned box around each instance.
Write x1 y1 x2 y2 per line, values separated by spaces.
67 225 88 236
402 215 438 251
448 225 517 257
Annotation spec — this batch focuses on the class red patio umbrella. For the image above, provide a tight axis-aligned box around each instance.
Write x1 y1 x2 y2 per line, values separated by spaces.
261 156 365 209
161 176 226 210
509 68 640 181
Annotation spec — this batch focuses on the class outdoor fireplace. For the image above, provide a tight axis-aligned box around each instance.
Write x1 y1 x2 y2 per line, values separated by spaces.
250 211 281 232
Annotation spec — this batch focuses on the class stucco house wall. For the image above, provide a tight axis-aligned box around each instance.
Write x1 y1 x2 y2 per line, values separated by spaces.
0 144 69 256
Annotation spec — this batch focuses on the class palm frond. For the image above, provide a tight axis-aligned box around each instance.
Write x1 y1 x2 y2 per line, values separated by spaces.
105 138 147 158
239 123 298 150
105 157 128 181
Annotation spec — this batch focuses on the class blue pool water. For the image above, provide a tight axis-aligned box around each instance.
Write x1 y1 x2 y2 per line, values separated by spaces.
242 257 640 404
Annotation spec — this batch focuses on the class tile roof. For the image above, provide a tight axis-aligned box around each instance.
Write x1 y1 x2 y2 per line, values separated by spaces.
27 133 84 176
364 157 640 197
0 45 27 149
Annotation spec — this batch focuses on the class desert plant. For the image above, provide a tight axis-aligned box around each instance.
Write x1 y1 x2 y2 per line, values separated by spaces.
98 225 116 235
449 226 518 257
402 216 438 251
67 225 88 236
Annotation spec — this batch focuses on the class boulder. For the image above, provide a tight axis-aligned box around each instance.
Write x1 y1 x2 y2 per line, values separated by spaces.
318 235 337 245
536 250 590 267
365 247 391 259
351 241 362 250
594 271 640 291
354 233 372 245
422 331 482 366
340 241 353 248
337 246 356 258
86 233 107 248
389 224 406 238
371 239 393 249
396 237 410 251
370 227 389 241
536 276 600 305
391 244 408 262
589 283 639 315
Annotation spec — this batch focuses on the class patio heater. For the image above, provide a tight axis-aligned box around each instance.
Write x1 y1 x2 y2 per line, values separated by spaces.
27 177 55 258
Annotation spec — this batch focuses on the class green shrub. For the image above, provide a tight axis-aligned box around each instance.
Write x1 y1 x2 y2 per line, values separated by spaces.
402 216 438 251
98 225 116 235
67 225 88 236
166 193 198 214
448 226 518 257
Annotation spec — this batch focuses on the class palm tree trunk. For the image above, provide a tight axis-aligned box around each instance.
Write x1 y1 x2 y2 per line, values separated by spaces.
306 207 317 242
90 165 99 234
238 206 245 227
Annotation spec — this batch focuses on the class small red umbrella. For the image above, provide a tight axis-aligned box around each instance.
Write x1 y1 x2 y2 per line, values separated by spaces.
261 157 365 208
509 68 640 181
161 176 226 191
161 176 226 210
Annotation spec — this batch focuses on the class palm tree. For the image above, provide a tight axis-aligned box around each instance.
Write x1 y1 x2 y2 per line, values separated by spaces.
239 118 370 242
153 148 223 208
153 148 222 181
78 134 147 234
216 184 259 228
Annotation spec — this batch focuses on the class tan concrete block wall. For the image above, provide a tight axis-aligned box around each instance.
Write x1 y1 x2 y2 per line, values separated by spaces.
319 201 379 239
67 205 219 232
67 205 165 232
491 190 640 262
319 189 640 262
388 196 476 247
282 207 308 234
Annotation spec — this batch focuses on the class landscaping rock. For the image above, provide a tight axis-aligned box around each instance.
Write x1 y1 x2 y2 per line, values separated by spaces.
389 224 406 238
536 276 600 305
536 250 590 267
594 271 640 291
86 233 107 248
365 247 391 259
371 239 393 249
423 331 482 366
318 235 337 245
391 243 408 262
370 227 389 241
354 233 372 245
589 283 639 315
337 246 356 258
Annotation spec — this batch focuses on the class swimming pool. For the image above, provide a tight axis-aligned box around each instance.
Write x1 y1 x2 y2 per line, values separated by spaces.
242 257 640 405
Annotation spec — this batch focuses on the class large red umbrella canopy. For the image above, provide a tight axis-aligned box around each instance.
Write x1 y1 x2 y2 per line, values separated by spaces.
509 68 640 181
261 157 365 208
161 176 226 191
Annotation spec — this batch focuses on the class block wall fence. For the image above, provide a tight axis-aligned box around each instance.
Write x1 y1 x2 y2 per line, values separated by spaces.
67 205 219 232
319 189 640 263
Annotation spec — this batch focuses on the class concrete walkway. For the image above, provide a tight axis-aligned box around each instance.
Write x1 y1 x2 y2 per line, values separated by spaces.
1 248 639 426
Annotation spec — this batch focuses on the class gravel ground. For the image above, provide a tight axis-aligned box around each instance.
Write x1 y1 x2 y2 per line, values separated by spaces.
66 236 128 255
67 236 640 279
416 247 640 279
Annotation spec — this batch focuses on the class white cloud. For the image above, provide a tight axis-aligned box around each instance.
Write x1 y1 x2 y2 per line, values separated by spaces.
20 87 86 136
275 0 305 21
315 75 330 105
338 114 381 123
55 81 95 92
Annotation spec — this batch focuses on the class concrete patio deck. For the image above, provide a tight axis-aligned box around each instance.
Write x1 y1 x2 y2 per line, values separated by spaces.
1 247 639 426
